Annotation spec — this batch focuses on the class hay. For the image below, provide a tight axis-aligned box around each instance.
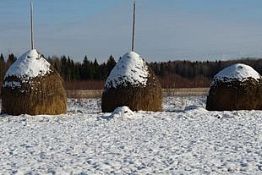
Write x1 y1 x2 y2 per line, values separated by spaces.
206 78 262 111
102 68 162 112
2 52 67 115
2 68 67 115
1 49 67 115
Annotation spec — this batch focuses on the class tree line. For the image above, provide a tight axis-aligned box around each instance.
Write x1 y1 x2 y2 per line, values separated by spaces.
47 55 116 82
1 52 262 88
150 58 262 88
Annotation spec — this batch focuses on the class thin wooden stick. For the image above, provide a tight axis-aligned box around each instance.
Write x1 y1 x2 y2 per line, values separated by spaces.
132 0 136 51
30 0 34 49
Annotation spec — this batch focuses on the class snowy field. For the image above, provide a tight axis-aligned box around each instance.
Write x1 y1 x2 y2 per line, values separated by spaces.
1 96 262 174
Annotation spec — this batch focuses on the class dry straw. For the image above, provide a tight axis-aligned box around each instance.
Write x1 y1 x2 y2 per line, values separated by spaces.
102 68 162 112
206 78 262 111
2 67 67 115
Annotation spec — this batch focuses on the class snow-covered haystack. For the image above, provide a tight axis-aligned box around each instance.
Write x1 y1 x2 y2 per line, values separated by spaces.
102 51 162 112
206 63 262 111
1 49 67 115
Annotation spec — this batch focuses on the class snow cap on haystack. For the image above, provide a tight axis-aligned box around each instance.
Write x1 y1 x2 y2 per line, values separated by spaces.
4 49 51 84
102 51 162 112
2 49 67 115
213 63 261 84
105 51 149 89
206 63 262 111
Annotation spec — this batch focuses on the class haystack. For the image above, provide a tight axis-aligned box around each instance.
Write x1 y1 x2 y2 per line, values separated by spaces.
206 63 262 111
2 49 67 115
102 51 162 112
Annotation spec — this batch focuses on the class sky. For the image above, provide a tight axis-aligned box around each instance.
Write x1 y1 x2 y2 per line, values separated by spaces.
1 0 262 62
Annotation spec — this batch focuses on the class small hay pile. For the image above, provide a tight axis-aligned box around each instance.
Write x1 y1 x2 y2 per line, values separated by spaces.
206 64 262 111
2 49 67 115
102 51 162 112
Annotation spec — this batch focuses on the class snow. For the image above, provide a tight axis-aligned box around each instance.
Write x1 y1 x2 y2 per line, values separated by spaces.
213 63 261 83
1 96 262 174
4 49 51 82
105 51 149 89
99 106 134 120
3 81 21 89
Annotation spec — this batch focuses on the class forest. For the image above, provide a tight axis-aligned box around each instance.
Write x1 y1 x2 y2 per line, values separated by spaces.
1 53 262 89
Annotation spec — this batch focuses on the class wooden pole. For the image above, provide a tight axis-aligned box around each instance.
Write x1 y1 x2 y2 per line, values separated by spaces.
132 0 136 51
30 1 34 49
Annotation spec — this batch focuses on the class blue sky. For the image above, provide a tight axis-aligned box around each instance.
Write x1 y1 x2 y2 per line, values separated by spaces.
1 0 262 62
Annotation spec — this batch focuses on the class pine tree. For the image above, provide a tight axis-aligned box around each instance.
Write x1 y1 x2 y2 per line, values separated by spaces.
0 54 5 82
93 59 99 79
81 56 92 80
6 53 17 69
106 55 116 76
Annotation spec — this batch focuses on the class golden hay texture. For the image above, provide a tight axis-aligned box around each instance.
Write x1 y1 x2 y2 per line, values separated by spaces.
102 68 162 112
206 78 262 111
2 69 67 115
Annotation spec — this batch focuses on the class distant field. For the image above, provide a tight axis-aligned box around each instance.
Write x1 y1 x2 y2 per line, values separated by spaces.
163 88 209 97
66 88 209 98
67 90 103 98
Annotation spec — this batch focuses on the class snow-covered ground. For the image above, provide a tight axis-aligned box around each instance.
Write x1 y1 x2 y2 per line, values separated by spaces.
1 96 262 174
